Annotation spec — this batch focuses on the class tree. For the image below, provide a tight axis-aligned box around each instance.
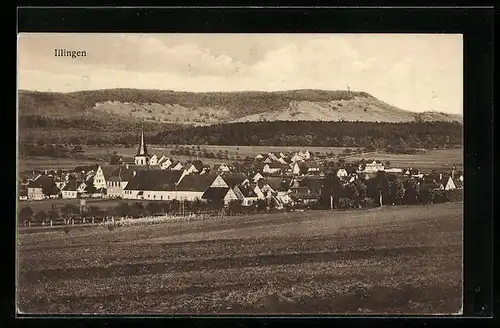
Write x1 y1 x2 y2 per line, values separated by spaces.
256 199 267 211
19 207 33 221
34 211 48 222
130 202 145 218
114 202 131 217
321 173 341 209
42 181 60 197
351 179 367 207
388 177 405 205
146 202 161 215
61 204 79 216
47 210 60 220
88 206 105 218
110 151 121 165
374 171 389 206
228 200 243 214
404 179 420 205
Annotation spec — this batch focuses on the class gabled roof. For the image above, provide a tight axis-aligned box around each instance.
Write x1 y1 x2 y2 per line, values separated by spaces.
176 174 217 192
293 177 325 192
263 176 291 192
453 178 463 188
27 176 54 189
100 165 121 179
220 173 247 188
236 185 258 198
266 162 290 169
62 180 81 191
419 182 442 191
202 187 230 201
124 170 183 191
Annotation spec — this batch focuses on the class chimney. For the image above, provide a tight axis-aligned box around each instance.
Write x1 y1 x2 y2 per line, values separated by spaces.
126 163 129 169
133 171 136 177
439 173 443 181
452 167 455 179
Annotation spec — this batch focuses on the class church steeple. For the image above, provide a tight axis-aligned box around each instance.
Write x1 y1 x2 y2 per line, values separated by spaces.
136 124 148 156
135 122 150 166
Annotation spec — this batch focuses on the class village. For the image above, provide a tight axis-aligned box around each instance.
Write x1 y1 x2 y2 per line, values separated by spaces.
18 128 464 224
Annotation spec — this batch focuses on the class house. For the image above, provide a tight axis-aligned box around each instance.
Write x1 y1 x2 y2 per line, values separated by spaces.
175 174 217 201
267 153 280 162
105 166 136 198
27 176 56 200
255 154 264 160
219 173 250 189
149 154 159 166
263 157 273 164
336 168 349 179
253 172 264 183
385 168 403 174
123 170 184 201
54 179 66 191
185 160 204 175
255 176 292 206
444 176 463 190
170 161 184 171
263 162 289 174
359 160 385 173
234 185 259 206
158 157 173 170
61 180 86 199
293 161 321 175
19 185 28 201
219 163 233 173
289 176 324 204
201 187 239 205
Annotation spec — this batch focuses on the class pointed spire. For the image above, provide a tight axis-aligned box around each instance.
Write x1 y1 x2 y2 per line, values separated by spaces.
136 122 148 156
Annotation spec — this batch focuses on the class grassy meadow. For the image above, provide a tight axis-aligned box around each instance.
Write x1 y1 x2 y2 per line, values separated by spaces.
17 202 463 315
18 146 463 174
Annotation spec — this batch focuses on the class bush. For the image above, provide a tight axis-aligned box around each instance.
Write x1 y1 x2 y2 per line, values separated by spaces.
337 197 356 209
446 189 463 202
360 197 376 208
430 190 447 204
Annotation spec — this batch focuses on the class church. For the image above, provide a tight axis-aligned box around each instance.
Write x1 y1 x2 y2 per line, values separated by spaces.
134 127 150 166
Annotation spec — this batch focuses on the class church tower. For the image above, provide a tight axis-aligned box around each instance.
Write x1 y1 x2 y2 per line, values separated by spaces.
134 124 150 166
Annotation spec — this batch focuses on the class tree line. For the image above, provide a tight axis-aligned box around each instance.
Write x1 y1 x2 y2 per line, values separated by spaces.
153 121 463 148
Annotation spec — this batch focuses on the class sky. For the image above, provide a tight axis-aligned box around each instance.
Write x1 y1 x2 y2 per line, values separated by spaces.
17 33 463 114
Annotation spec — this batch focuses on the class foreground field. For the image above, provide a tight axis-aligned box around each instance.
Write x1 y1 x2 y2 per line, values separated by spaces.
17 203 463 315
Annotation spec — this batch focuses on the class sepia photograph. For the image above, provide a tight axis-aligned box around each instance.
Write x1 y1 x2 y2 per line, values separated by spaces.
16 33 463 315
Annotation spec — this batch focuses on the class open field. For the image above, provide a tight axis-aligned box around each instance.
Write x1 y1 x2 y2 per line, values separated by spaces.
18 157 106 172
19 146 463 174
17 202 463 315
345 148 463 173
84 145 358 159
17 198 131 213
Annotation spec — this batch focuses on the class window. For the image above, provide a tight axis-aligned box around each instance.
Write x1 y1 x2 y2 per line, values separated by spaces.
161 196 163 200
153 195 156 199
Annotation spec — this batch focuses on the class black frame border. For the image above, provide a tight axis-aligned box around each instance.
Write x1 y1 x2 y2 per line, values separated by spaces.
11 6 495 327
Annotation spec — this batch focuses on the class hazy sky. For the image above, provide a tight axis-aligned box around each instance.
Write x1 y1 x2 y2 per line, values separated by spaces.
18 33 463 114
